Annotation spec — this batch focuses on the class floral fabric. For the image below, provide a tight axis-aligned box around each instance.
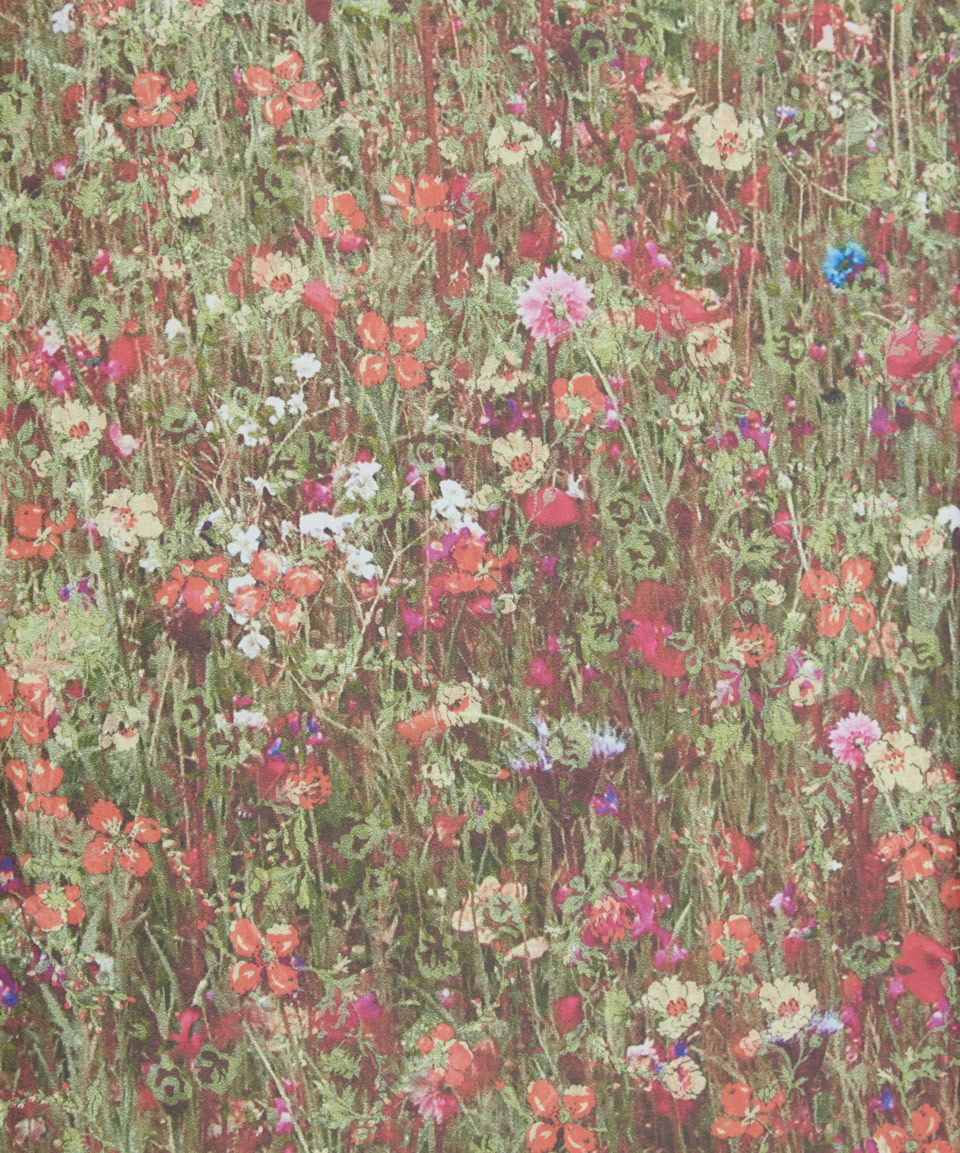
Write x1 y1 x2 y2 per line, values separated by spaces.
0 1 958 1151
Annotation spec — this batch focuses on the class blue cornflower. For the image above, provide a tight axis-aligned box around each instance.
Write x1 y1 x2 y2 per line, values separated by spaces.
823 242 868 289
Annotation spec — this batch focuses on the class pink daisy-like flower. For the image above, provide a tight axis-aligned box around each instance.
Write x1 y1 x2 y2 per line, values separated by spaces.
517 267 593 346
828 711 881 767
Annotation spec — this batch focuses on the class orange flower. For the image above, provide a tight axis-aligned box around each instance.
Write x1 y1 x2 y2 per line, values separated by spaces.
712 1082 785 1140
876 827 955 883
6 503 76 561
229 918 301 995
875 1105 952 1153
731 622 776 667
155 555 227 615
800 557 875 638
525 1080 597 1153
437 537 518 596
23 883 85 932
244 52 321 128
0 245 18 324
355 311 427 390
707 914 761 968
5 758 69 819
82 800 162 878
387 173 456 232
311 192 365 250
552 373 606 428
122 71 196 129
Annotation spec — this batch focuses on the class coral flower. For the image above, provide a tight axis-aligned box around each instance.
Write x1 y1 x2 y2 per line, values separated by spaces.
517 268 593 346
800 557 875 637
83 800 163 878
229 918 301 996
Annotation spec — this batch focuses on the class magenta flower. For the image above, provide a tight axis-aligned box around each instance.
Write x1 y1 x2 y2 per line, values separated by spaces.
517 267 593 345
828 711 881 767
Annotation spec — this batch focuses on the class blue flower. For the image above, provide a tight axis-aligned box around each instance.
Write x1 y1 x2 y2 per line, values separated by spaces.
823 242 868 288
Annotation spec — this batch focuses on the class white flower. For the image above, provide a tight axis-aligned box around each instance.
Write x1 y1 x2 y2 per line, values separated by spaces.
263 397 286 425
936 504 960 532
165 317 187 342
232 709 268 729
50 2 75 31
343 544 378 581
287 392 307 417
643 977 704 1040
245 476 275 496
432 479 470 520
227 524 261 565
658 1056 706 1100
299 511 358 543
758 979 817 1042
566 474 586 500
292 352 321 381
887 565 909 586
238 623 269 659
342 460 382 502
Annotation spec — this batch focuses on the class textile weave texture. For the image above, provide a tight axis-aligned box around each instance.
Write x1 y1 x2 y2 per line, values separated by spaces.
0 2 958 1151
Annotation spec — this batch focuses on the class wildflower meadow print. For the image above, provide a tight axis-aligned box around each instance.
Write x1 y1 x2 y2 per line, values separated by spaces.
0 0 958 1151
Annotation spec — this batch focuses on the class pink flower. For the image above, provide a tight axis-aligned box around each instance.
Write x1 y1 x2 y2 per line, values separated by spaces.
828 711 881 767
517 267 593 346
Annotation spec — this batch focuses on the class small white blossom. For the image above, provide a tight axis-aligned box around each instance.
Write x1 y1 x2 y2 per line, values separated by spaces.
292 352 322 381
227 524 261 565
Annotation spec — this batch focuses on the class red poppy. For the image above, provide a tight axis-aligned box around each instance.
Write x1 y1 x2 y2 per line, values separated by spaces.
875 1104 952 1153
6 504 76 561
5 758 69 818
23 883 85 932
884 323 956 381
892 932 952 1003
122 71 196 129
522 487 581 528
712 1082 785 1140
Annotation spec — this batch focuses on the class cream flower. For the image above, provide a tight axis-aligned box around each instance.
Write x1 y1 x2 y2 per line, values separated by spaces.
638 72 695 115
168 172 214 219
451 876 527 944
694 102 758 171
865 730 931 793
658 1056 706 1100
900 516 946 561
486 120 544 167
49 399 106 460
643 977 704 1040
758 978 817 1042
251 252 308 315
491 431 548 495
96 488 164 553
